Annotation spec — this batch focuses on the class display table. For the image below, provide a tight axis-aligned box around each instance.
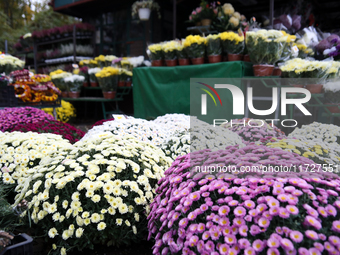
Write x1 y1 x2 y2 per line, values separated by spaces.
133 61 253 119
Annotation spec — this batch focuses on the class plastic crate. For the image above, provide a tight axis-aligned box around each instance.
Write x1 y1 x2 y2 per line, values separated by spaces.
0 233 33 255
0 86 18 107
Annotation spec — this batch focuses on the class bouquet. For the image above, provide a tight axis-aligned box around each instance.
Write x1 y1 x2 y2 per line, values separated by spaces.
211 2 247 32
64 75 85 93
220 31 244 55
205 34 222 56
293 43 314 59
326 62 340 80
43 100 77 123
183 35 206 59
79 66 89 84
95 67 119 92
147 43 163 61
104 55 117 67
119 69 133 83
246 30 288 65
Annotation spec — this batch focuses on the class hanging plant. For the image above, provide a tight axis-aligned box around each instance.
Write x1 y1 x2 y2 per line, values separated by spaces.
131 0 161 21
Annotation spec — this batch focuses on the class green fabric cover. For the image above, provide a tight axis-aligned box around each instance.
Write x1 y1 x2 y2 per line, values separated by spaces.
133 61 253 120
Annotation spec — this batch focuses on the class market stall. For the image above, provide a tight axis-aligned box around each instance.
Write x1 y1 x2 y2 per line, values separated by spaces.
133 61 253 119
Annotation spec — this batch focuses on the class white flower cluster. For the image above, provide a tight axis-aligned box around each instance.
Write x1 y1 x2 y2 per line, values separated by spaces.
189 119 245 151
88 67 102 75
289 122 340 144
127 56 145 68
82 118 170 147
323 79 340 92
0 54 25 68
64 74 85 83
152 113 190 135
162 132 190 161
0 132 72 187
14 133 172 252
60 43 94 56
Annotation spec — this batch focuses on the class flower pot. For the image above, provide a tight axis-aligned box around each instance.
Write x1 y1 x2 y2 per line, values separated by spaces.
138 8 151 21
272 67 282 77
83 82 89 87
103 91 116 99
178 59 190 66
325 103 340 113
61 91 68 97
201 19 212 26
126 81 132 87
191 57 205 65
253 64 274 77
306 84 323 94
243 55 251 62
118 81 126 87
165 59 177 66
68 92 80 98
152 60 163 67
90 82 99 87
228 54 243 61
208 55 222 63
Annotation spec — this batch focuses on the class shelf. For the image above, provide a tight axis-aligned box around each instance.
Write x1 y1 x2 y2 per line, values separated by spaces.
36 35 93 46
37 56 92 66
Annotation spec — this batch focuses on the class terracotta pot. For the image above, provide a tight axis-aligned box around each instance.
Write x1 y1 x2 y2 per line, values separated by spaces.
201 19 212 26
61 91 68 98
83 82 89 87
152 60 163 66
90 82 99 87
191 57 204 65
103 91 116 99
178 59 190 66
228 54 243 61
253 65 274 77
208 55 222 63
68 92 80 98
243 55 251 62
325 103 340 113
118 81 126 87
125 81 132 87
272 67 282 77
306 84 323 94
165 59 177 66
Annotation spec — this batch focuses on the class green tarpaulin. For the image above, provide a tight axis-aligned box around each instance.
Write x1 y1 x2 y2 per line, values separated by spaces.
133 61 253 120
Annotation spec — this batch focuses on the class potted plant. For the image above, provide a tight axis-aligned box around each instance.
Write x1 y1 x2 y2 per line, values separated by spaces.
132 0 161 21
246 30 288 76
198 0 217 26
206 34 222 63
50 70 72 97
88 67 101 87
220 31 245 61
183 35 206 65
323 79 340 113
176 41 190 66
162 41 180 66
147 43 163 66
280 58 332 93
95 67 120 99
64 74 85 98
